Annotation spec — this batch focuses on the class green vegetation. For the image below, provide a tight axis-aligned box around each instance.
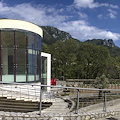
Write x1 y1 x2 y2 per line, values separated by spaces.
41 26 120 80
85 39 120 58
93 75 109 98
93 75 109 89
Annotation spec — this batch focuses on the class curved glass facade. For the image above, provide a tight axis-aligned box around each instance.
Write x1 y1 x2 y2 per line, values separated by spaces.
0 29 41 82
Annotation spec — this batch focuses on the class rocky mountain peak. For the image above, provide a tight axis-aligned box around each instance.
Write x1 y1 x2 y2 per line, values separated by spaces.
102 39 115 47
41 26 72 41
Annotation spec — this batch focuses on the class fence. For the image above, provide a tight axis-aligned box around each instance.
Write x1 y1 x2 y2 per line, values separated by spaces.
0 82 57 103
40 85 120 115
0 82 120 117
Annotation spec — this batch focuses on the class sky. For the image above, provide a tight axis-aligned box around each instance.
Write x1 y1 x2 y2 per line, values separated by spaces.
0 0 120 47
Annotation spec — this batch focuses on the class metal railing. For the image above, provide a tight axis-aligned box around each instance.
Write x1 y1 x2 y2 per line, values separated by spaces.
38 85 120 116
0 82 55 102
0 82 120 116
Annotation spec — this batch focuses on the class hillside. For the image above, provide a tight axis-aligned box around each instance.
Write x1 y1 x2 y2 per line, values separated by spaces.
41 26 72 45
40 26 120 57
85 39 120 57
85 39 115 47
40 26 120 79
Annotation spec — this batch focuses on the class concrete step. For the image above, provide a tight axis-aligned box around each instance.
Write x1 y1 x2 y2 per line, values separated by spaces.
0 101 39 107
0 104 38 109
0 94 40 102
0 97 38 103
0 107 36 112
0 97 52 112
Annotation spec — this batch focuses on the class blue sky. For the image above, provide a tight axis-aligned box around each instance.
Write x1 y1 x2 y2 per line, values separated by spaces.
0 0 120 47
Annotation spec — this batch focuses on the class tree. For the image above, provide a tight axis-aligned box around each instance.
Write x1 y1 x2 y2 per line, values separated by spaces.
49 41 66 79
77 43 110 79
64 39 80 78
115 56 120 78
41 43 50 53
48 39 80 79
106 56 120 79
93 74 109 98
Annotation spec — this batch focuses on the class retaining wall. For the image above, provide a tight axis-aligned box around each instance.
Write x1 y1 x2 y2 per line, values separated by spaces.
0 110 119 120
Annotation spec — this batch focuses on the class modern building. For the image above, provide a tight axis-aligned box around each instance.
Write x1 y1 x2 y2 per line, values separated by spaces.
0 19 50 86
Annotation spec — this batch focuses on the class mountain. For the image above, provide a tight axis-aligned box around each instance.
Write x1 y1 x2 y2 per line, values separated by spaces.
40 26 120 57
85 39 120 57
40 26 72 45
85 39 115 47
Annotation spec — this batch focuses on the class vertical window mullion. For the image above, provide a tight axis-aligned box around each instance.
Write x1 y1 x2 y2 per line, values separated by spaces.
39 37 41 82
26 33 28 82
0 30 2 81
32 44 34 75
14 31 16 82
34 34 36 82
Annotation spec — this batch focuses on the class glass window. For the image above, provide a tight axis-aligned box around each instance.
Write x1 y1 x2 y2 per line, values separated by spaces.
28 49 34 75
0 34 1 80
2 31 14 47
36 35 41 50
2 48 14 82
0 29 41 83
36 51 40 81
28 32 34 49
37 51 40 75
28 49 35 82
16 48 26 74
2 48 14 74
16 31 26 48
15 30 26 82
41 56 47 85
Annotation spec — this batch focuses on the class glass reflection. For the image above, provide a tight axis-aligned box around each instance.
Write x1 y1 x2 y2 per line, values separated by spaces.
2 31 14 47
0 30 41 82
16 49 26 75
16 31 26 48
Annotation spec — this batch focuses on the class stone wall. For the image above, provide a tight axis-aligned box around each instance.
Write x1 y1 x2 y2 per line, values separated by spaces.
56 79 120 89
0 110 120 120
56 81 66 86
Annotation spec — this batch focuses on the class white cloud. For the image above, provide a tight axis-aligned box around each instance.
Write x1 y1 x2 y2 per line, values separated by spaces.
108 9 117 14
0 1 119 42
107 9 117 19
78 12 88 19
108 13 116 19
0 2 68 26
100 3 118 9
97 9 118 19
74 0 98 8
58 20 120 41
74 0 119 9
97 14 104 19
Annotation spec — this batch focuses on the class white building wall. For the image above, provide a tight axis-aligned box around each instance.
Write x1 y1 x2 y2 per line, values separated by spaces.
41 52 51 91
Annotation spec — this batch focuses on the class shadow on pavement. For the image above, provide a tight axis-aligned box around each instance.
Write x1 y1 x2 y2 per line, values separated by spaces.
107 117 118 120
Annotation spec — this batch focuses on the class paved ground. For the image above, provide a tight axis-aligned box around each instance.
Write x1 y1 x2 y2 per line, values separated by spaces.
42 97 70 114
85 100 120 120
1 83 120 119
98 116 120 120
